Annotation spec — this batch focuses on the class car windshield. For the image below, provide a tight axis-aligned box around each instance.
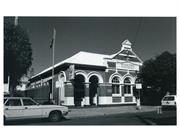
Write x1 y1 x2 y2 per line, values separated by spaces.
163 96 174 101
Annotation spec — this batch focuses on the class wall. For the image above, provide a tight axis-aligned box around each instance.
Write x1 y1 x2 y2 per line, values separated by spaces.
27 63 139 106
25 84 50 104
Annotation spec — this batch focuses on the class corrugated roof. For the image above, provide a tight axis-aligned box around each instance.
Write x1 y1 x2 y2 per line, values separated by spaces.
65 51 110 66
31 51 110 78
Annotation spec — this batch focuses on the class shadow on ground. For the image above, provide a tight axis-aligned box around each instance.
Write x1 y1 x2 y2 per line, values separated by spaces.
4 117 69 125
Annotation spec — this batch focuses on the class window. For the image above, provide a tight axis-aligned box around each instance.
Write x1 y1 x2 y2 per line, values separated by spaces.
124 77 131 83
5 99 22 106
107 62 116 68
23 99 37 106
112 76 120 94
112 84 120 94
163 96 174 101
124 85 131 94
112 77 120 83
124 77 132 94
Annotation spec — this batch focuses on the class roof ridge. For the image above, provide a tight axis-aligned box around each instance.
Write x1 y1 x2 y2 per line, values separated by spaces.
78 51 109 56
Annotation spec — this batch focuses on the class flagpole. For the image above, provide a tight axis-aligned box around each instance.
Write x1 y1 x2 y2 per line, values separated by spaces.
51 28 56 101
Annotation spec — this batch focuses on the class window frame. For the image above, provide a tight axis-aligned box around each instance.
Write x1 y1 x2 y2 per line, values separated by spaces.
22 98 38 106
124 84 132 95
123 77 133 96
5 98 22 106
111 76 121 96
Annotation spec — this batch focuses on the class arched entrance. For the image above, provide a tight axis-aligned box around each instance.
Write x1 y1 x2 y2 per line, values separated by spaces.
89 75 99 105
74 74 85 106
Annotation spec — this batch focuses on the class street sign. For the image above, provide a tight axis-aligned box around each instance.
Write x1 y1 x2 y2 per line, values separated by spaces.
55 81 60 88
136 84 142 89
56 80 64 88
69 64 75 80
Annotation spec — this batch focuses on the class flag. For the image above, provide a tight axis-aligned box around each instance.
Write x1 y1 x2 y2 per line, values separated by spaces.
14 16 18 26
50 28 56 48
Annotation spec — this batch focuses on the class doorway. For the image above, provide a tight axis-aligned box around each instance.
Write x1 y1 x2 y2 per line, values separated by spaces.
74 74 85 106
89 75 99 105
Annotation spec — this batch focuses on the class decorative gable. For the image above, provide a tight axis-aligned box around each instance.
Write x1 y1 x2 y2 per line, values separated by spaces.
111 39 142 64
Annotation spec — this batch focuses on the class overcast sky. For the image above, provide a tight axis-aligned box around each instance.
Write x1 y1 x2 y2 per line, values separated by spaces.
4 17 176 75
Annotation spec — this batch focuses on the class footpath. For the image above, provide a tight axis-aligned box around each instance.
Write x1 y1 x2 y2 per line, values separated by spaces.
66 105 158 119
136 110 176 125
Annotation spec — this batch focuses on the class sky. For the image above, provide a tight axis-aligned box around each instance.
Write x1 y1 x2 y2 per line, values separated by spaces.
4 17 176 75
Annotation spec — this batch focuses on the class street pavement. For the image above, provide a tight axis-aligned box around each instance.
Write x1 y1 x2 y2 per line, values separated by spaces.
4 105 176 125
66 105 158 119
136 110 176 125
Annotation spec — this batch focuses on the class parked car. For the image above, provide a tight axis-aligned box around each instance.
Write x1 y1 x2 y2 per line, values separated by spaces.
4 97 69 122
161 95 176 110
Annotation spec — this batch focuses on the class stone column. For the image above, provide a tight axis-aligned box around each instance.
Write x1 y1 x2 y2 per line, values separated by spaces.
98 82 112 105
84 82 90 106
64 81 74 106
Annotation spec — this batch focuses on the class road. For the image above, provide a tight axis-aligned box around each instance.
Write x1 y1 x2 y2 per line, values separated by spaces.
5 110 176 125
5 114 145 125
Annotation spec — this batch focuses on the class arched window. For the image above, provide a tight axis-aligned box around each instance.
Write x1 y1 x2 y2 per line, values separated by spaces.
112 76 120 94
124 77 132 94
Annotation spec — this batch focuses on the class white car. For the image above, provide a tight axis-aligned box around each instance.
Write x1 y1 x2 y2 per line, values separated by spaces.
161 95 176 109
4 97 69 122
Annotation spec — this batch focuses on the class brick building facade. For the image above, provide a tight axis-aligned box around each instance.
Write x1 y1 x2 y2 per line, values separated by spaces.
26 39 143 107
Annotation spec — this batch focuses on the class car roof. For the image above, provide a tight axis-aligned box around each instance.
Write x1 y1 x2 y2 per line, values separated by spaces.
164 95 176 97
4 97 32 99
165 94 176 96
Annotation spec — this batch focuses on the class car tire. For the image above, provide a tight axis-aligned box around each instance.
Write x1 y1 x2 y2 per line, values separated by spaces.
48 111 62 122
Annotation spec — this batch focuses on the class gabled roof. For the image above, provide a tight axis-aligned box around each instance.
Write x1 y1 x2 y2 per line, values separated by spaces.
31 51 110 78
110 39 143 63
119 50 134 56
31 39 143 79
65 51 109 66
112 50 143 63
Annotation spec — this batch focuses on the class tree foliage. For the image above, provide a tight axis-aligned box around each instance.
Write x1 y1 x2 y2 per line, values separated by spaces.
139 51 176 104
4 22 33 94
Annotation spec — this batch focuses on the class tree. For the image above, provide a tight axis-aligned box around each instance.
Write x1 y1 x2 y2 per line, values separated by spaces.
4 21 33 96
139 51 176 105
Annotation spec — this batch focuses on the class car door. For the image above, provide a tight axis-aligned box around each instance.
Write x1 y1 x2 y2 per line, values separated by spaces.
22 98 43 119
4 98 24 120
